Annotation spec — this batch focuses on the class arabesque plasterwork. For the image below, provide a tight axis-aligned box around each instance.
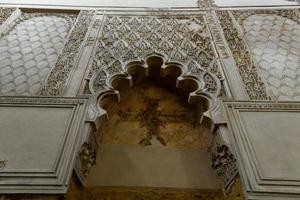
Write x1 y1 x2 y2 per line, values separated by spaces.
41 10 95 96
87 14 226 97
217 11 270 100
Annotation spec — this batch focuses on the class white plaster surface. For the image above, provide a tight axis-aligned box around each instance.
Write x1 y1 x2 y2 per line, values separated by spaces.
244 14 300 101
0 106 73 172
0 16 69 95
240 111 300 180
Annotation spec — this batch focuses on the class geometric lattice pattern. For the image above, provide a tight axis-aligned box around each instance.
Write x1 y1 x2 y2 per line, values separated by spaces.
244 14 300 101
0 16 69 95
89 15 224 95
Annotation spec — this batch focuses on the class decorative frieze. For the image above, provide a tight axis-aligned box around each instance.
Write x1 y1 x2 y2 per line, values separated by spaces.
41 10 95 96
206 12 229 58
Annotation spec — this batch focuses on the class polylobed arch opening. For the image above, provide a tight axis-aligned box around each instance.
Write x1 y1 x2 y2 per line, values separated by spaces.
96 55 214 147
82 55 225 195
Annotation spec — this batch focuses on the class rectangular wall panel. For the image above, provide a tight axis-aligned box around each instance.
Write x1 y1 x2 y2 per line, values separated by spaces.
0 97 87 193
225 102 300 199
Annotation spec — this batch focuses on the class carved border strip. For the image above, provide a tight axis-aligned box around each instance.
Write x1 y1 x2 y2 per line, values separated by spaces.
41 10 95 96
206 11 229 58
217 11 269 100
0 7 15 25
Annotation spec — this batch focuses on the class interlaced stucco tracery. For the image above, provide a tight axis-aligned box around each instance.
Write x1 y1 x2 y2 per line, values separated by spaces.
87 14 227 97
41 10 95 96
218 11 270 100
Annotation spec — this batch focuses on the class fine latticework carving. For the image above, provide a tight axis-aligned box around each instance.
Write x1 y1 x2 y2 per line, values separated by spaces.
218 11 269 100
41 10 95 96
88 15 224 95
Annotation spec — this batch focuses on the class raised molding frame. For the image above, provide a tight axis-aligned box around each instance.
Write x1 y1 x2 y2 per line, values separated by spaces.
0 96 88 194
224 101 300 199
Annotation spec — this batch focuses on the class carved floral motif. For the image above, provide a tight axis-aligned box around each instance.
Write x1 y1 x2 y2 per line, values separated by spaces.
41 10 95 96
89 15 224 96
217 11 269 100
76 142 97 181
211 143 238 187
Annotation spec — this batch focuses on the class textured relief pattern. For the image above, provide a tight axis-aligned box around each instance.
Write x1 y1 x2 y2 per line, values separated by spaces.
89 15 224 95
0 7 15 25
243 14 300 101
218 11 269 100
232 9 300 25
41 10 95 96
198 0 216 9
0 15 70 95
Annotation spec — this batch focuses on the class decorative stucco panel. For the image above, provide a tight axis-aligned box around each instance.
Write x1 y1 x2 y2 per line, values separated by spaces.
0 15 70 95
217 11 269 100
88 14 225 96
244 14 300 101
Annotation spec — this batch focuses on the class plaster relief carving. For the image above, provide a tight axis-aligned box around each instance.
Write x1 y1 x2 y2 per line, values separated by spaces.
243 14 300 101
78 143 97 180
211 144 238 188
218 11 269 100
88 14 226 97
0 13 74 95
90 53 222 96
0 7 15 25
0 160 7 170
41 10 95 96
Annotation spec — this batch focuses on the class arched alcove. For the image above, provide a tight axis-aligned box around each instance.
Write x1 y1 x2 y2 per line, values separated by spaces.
0 14 71 95
72 54 246 199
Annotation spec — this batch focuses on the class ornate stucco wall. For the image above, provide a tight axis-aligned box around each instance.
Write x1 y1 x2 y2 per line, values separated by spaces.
0 1 300 199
